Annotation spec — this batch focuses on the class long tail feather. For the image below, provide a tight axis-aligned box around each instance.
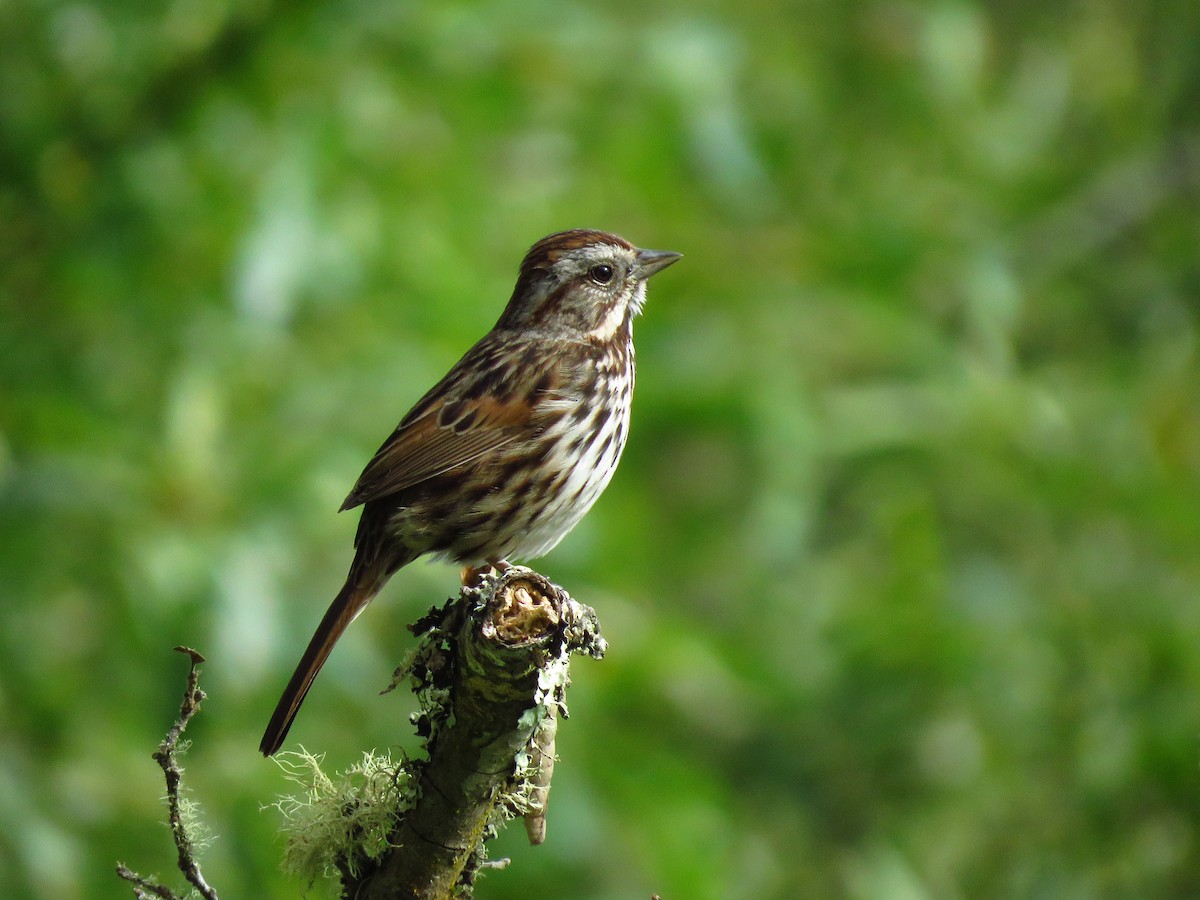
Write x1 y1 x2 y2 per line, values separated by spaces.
259 545 408 756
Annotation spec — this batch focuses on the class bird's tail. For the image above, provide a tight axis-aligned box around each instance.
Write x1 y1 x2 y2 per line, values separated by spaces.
259 546 410 756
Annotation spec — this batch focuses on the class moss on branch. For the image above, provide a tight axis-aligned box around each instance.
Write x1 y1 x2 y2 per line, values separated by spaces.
275 566 605 899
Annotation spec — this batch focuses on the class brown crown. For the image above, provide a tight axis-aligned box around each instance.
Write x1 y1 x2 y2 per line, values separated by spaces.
518 229 635 276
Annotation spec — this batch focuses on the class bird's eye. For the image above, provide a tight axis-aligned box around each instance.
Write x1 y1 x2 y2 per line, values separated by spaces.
589 264 614 285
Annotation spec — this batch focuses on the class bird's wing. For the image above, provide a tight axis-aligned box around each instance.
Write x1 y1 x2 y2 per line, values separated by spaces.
340 339 570 510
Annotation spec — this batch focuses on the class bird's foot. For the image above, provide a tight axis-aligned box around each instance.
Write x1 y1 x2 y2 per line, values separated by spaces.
460 559 513 587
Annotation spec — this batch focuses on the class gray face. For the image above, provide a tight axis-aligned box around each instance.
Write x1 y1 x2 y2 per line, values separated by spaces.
538 242 646 338
498 232 679 339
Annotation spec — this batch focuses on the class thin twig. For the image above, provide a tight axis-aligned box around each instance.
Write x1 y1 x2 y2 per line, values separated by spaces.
113 864 181 900
116 646 219 900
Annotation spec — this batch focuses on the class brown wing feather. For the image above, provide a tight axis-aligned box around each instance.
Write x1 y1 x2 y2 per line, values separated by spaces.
340 341 564 510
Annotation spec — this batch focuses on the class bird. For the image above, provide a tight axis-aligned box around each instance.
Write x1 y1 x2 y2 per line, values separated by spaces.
260 229 681 755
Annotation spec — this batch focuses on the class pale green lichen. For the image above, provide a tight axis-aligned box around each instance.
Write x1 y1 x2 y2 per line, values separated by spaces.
268 574 606 896
271 749 416 887
172 791 213 857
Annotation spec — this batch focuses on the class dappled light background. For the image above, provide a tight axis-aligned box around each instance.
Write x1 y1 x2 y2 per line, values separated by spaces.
3 1 1200 897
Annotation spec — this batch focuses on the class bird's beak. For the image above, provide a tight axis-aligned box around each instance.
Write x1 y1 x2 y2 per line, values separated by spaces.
633 248 682 280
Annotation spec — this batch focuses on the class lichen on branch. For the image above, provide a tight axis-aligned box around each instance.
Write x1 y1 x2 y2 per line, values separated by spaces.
271 565 606 899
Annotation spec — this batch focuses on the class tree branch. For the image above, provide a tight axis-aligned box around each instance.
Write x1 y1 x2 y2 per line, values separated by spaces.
275 566 606 899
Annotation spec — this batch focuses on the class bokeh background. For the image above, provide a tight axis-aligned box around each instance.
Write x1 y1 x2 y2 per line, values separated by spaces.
4 0 1200 897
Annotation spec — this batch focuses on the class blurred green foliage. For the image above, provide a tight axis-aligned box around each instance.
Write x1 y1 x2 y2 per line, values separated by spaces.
3 0 1200 897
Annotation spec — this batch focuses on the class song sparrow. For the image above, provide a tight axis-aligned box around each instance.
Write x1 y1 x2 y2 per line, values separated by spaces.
260 229 680 755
